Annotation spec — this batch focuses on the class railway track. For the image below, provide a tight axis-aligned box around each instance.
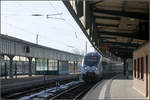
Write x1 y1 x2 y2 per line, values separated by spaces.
50 82 96 100
2 78 78 99
3 73 120 100
50 72 120 100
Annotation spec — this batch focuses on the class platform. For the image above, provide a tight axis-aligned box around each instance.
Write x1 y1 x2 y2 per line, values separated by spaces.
82 74 147 99
1 74 79 95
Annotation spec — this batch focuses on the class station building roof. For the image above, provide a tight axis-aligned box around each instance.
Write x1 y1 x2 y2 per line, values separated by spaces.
89 0 149 58
64 0 149 58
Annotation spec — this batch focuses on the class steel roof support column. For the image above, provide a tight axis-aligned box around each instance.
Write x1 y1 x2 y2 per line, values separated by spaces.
66 61 69 74
35 58 37 74
123 58 127 76
28 57 32 77
57 60 59 75
47 59 49 74
74 61 76 74
4 62 8 79
9 56 14 79
15 63 17 79
85 1 90 29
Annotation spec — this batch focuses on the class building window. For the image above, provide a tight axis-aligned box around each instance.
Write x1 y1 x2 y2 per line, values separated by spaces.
134 59 136 78
137 58 140 78
141 57 144 79
36 59 47 71
48 60 57 71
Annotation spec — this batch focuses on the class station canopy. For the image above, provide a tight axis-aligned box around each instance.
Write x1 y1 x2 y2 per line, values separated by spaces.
89 0 149 58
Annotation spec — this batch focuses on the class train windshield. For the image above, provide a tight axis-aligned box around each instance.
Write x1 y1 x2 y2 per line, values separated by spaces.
84 55 100 66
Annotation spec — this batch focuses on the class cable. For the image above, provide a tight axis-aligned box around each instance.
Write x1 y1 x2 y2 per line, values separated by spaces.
3 22 72 46
48 1 79 39
48 1 62 18
2 1 86 50
3 22 37 35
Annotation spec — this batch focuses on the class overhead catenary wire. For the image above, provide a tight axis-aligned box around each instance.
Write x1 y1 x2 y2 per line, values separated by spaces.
2 1 91 53
16 2 34 14
48 1 93 53
48 1 79 39
3 22 68 46
15 1 79 40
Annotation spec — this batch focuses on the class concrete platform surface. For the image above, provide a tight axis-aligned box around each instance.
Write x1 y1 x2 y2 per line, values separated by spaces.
82 74 147 99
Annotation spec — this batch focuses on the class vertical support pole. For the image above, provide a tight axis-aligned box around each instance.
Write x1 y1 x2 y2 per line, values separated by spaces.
28 57 32 77
76 61 78 74
15 62 17 79
35 58 37 74
75 62 77 73
67 61 69 74
74 61 75 74
57 60 59 75
47 59 49 75
9 56 13 79
4 62 7 79
23 62 25 74
126 60 129 79
123 58 127 76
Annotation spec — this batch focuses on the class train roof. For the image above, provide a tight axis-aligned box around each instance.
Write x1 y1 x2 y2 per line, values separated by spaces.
85 52 102 57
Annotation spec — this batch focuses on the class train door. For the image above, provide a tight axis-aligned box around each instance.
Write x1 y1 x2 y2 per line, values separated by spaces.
146 55 148 97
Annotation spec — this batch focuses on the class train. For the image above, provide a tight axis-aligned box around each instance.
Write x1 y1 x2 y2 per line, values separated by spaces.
81 52 104 82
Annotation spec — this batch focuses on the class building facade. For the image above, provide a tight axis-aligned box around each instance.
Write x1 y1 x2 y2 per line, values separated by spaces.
133 42 150 98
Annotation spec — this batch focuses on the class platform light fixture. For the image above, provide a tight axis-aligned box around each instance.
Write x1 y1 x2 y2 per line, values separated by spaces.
130 18 135 21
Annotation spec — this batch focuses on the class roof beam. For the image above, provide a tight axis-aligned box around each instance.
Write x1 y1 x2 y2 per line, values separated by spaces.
96 23 119 27
109 49 133 58
93 8 149 20
109 48 133 58
101 37 117 39
109 48 134 53
113 52 133 58
94 15 120 20
106 45 136 50
99 31 148 40
99 31 134 37
90 0 104 5
103 41 140 47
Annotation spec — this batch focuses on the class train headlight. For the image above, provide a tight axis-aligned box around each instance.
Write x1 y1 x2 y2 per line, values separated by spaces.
95 68 98 70
84 67 87 70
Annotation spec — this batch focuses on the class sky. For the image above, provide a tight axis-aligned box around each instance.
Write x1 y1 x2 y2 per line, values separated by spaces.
1 1 95 55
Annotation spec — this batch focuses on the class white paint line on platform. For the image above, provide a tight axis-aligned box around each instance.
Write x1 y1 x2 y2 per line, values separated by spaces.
98 75 118 99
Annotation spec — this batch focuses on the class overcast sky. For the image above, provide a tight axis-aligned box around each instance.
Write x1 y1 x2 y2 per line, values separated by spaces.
1 1 95 55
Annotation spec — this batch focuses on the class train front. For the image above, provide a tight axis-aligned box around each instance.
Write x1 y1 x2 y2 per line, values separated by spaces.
81 52 102 82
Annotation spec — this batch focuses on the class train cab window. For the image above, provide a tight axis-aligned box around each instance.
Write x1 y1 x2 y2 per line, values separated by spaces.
84 56 100 66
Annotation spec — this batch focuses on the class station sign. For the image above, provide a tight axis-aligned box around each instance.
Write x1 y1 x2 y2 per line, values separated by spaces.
104 45 109 51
